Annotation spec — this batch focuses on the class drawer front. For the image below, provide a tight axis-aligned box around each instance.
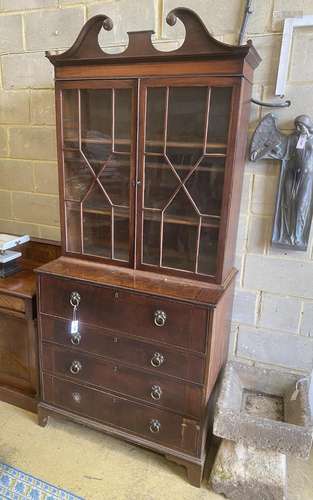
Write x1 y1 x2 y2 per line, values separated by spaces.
39 275 208 352
42 343 203 418
0 293 25 314
42 373 200 455
40 315 205 384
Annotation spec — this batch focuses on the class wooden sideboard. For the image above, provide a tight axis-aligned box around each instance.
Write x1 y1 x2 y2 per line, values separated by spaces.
0 239 60 412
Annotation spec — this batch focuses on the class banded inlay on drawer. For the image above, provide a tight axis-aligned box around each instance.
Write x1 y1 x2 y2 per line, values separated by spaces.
42 373 200 455
41 343 203 418
40 314 205 384
39 276 209 352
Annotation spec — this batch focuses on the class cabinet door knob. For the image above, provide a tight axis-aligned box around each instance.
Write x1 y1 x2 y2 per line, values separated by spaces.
69 360 82 375
151 385 162 400
154 310 167 327
149 419 161 433
150 352 165 368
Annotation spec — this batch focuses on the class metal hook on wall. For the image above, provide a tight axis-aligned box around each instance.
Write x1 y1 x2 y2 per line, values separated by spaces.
250 97 291 108
239 0 292 108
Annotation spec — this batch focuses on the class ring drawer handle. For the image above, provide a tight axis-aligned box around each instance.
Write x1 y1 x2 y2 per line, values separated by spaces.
149 419 161 433
150 352 165 368
70 291 81 308
70 333 81 346
70 360 82 375
154 310 167 327
151 385 162 400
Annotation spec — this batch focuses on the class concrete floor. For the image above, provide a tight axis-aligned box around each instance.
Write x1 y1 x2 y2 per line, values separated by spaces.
0 401 312 500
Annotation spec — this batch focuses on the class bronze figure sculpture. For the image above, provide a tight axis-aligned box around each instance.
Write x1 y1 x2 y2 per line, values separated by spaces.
250 113 313 251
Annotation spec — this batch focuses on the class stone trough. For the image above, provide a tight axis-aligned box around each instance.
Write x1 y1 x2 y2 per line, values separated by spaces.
210 440 287 500
213 361 313 459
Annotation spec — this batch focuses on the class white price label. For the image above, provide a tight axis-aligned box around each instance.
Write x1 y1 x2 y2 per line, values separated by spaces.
71 320 79 335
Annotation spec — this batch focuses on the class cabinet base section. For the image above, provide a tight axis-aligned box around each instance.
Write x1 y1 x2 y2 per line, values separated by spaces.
0 385 37 413
165 454 205 487
38 402 206 487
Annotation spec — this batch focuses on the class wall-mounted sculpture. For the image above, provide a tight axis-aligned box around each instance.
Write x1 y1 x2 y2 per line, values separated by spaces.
250 113 313 251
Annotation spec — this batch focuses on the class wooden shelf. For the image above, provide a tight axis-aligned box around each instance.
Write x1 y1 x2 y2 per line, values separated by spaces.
167 217 219 228
83 208 128 217
145 162 225 173
66 204 220 228
63 155 225 172
145 139 227 150
63 156 130 165
63 137 227 150
83 245 129 262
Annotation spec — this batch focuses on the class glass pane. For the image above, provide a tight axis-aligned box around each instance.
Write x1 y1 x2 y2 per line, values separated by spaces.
207 87 232 149
146 87 166 153
62 89 79 148
143 211 161 266
83 212 111 258
164 189 199 222
62 85 133 264
83 181 111 212
114 207 129 261
81 142 112 176
185 157 225 217
162 188 199 271
162 223 198 272
115 89 132 152
144 156 179 209
198 223 219 276
167 87 207 180
166 147 203 181
64 150 93 202
81 89 112 174
167 87 207 144
65 201 81 253
142 84 225 275
99 153 130 207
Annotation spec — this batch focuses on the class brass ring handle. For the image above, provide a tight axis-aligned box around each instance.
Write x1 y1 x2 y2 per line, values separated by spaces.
70 333 81 346
70 360 82 375
149 419 161 433
154 310 167 327
70 291 81 308
151 385 162 400
150 352 165 368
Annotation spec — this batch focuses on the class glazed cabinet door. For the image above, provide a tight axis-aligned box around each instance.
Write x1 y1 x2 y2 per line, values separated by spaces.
57 80 137 266
137 77 238 281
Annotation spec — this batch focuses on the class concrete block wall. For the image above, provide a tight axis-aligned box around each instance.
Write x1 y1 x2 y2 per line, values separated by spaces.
1 0 313 373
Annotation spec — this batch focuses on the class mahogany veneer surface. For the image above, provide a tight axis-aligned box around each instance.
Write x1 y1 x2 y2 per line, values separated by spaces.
40 314 206 383
0 239 60 412
37 7 260 487
37 256 234 306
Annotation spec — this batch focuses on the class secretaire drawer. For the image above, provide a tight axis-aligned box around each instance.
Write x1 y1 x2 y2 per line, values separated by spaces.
42 373 200 456
40 315 205 384
39 275 208 352
41 343 203 418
